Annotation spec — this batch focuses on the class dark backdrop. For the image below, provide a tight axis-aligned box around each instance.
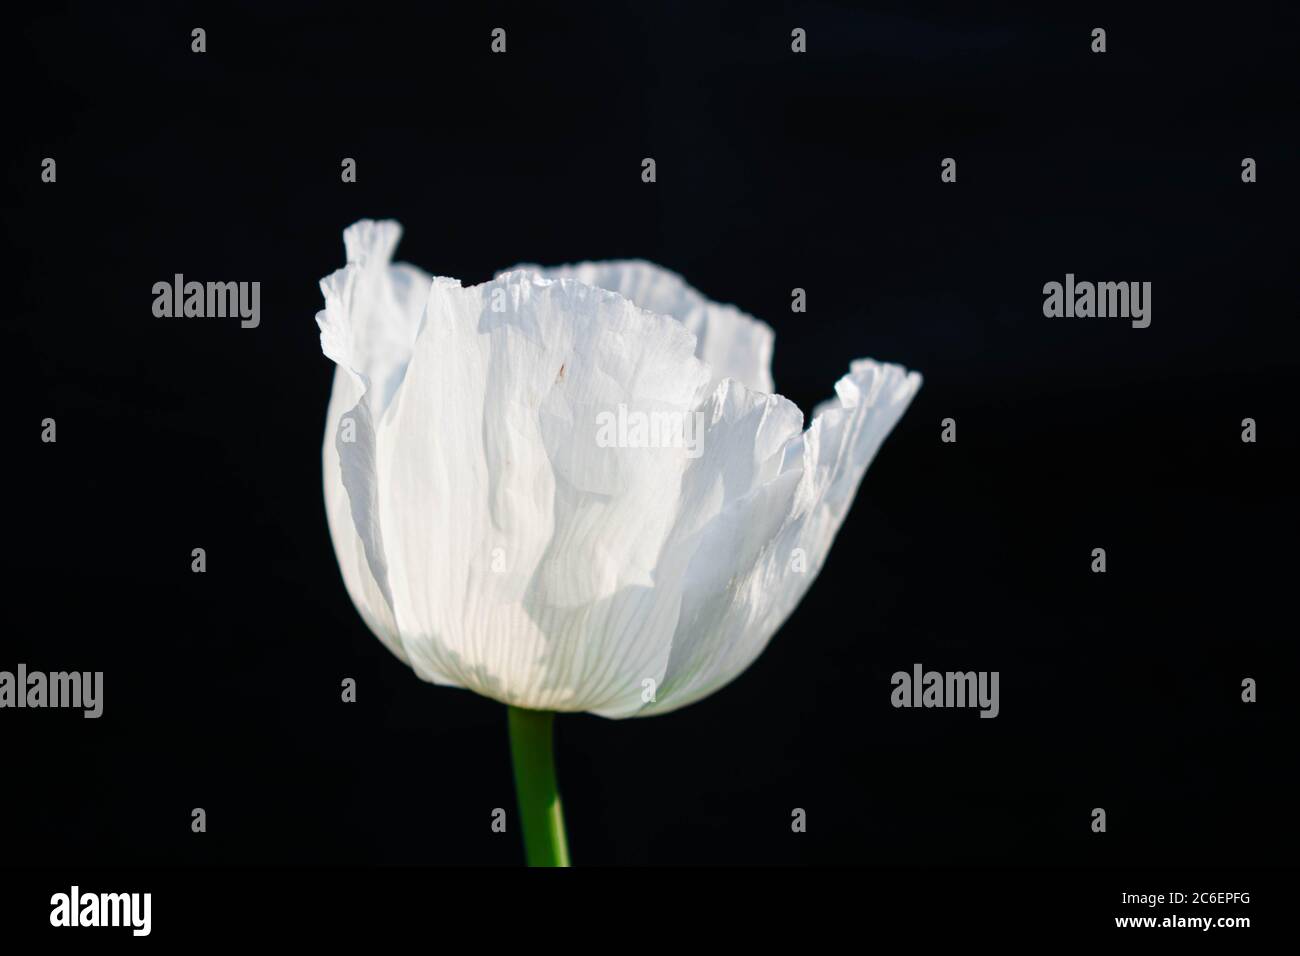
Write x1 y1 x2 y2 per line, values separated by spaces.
5 0 1296 873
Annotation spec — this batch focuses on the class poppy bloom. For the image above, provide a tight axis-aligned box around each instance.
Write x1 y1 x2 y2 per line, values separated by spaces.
318 220 919 864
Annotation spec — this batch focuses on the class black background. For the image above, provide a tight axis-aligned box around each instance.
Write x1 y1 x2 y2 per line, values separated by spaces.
5 0 1297 893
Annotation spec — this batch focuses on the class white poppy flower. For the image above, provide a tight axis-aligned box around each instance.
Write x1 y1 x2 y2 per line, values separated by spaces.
318 219 920 720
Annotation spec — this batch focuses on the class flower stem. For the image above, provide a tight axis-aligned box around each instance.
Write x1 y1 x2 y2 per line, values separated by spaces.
507 707 570 867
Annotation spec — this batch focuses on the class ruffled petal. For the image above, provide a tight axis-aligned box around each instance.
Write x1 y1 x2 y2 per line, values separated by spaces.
374 270 717 710
504 260 775 395
638 359 921 716
319 220 432 670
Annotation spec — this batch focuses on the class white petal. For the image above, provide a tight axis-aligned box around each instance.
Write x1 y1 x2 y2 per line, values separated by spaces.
637 359 921 716
503 260 775 395
374 270 716 710
318 219 431 417
322 372 407 664
588 378 806 717
319 220 432 670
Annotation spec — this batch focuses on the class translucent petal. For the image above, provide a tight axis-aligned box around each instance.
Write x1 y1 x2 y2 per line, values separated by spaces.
504 260 775 395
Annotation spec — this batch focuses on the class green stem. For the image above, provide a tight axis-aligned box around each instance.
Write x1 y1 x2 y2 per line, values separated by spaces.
507 707 570 867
